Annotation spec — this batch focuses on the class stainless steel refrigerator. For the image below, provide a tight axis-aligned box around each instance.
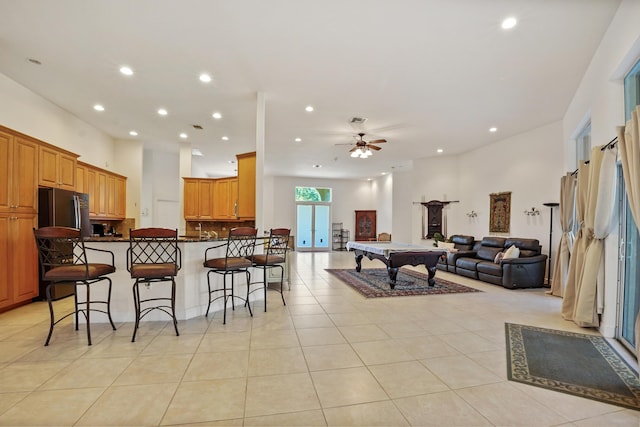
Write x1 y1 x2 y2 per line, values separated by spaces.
37 188 91 299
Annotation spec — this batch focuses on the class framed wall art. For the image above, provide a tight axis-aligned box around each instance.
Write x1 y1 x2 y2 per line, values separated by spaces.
489 192 511 233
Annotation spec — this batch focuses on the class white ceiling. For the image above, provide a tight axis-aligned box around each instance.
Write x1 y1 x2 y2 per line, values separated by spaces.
0 0 620 179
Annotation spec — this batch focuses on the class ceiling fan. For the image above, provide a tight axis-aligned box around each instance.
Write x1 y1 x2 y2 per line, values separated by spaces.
343 133 387 158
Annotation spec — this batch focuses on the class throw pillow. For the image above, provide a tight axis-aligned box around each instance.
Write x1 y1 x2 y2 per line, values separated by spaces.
503 245 520 259
438 241 456 250
494 252 504 263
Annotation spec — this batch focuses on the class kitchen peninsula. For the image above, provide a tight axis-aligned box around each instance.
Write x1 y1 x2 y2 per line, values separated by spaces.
80 236 265 324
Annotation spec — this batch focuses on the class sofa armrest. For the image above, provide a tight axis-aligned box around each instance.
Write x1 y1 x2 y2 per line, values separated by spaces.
501 255 547 288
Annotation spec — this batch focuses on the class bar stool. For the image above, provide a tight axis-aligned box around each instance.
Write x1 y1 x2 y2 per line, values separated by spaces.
246 228 290 311
203 227 257 324
127 228 181 342
33 226 116 346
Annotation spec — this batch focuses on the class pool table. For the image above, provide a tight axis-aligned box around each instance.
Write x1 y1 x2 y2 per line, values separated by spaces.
346 241 446 289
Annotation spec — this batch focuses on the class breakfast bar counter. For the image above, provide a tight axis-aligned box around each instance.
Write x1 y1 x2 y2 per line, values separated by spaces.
78 238 261 324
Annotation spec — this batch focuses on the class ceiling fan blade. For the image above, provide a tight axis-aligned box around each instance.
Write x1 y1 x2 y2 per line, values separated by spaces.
367 144 382 151
367 139 387 144
349 146 358 152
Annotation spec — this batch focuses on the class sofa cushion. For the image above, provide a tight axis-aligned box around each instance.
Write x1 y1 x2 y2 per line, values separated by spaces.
451 235 475 251
456 257 482 271
476 246 502 261
481 236 506 248
503 245 520 259
505 238 540 258
477 261 502 277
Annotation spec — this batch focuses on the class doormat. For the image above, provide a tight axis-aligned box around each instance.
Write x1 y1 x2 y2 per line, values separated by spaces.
325 268 481 298
505 323 640 410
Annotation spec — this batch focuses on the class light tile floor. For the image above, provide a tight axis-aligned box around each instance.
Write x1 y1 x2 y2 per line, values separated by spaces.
0 251 639 426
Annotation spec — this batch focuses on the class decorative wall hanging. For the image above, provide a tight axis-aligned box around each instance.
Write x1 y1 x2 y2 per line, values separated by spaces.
489 192 511 233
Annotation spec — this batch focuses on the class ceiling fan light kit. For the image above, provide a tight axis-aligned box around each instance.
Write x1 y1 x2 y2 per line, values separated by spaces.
347 132 386 158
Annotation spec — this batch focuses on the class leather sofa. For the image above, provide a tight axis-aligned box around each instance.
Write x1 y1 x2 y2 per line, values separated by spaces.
443 236 547 289
436 235 475 273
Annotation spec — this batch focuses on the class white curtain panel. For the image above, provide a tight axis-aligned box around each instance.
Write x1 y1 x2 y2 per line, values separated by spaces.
550 173 576 297
561 161 590 321
617 105 640 371
574 147 617 326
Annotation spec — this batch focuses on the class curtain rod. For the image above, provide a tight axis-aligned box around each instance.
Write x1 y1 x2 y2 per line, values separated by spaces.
600 136 618 151
571 160 590 176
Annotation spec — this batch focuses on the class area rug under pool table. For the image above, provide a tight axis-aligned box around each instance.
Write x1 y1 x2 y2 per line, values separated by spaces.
325 268 481 298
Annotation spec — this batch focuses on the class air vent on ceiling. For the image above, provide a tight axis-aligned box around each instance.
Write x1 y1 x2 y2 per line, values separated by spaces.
349 117 367 125
192 124 203 130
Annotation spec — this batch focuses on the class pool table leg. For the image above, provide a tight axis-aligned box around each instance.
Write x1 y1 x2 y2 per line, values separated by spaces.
388 267 399 289
427 265 437 286
354 253 364 272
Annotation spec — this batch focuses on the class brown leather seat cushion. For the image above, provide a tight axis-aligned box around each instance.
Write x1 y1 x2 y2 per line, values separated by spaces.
44 264 116 281
130 263 178 279
250 254 285 266
204 257 253 269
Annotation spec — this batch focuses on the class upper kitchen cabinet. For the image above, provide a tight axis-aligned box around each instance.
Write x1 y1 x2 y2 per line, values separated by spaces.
39 143 77 191
236 152 256 220
213 177 238 220
183 178 215 220
0 129 38 214
76 161 127 220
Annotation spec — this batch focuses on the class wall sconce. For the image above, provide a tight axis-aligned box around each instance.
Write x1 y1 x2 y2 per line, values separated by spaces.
466 210 478 218
524 207 540 216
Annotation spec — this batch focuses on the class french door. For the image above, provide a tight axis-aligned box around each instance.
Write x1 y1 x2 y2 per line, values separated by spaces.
296 203 330 252
618 182 640 352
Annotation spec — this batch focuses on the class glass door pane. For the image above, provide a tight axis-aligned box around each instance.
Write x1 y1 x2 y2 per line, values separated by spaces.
314 205 330 248
620 199 640 349
297 204 312 249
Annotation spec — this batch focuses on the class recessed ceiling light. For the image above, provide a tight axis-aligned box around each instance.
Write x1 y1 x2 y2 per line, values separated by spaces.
129 130 138 136
381 172 387 175
313 164 322 168
93 104 104 112
119 66 133 76
295 138 302 142
212 112 222 119
158 108 168 116
191 148 203 156
199 73 212 83
489 127 498 132
228 160 236 164
305 106 314 112
501 17 517 30
179 133 188 139
437 148 444 153
221 136 229 141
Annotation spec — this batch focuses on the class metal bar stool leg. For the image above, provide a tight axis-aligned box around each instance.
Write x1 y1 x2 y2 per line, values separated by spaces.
85 283 92 345
106 278 116 331
171 278 179 336
45 285 55 346
132 280 141 342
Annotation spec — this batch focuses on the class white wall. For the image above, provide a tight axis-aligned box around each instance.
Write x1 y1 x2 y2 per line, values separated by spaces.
140 149 181 230
562 0 640 337
265 176 382 243
0 73 116 171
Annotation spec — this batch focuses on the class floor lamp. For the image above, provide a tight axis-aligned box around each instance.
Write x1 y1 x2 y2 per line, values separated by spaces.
543 202 559 286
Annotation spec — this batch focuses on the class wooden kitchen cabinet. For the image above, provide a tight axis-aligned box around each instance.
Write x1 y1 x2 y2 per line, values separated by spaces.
236 151 256 220
77 161 127 220
213 177 238 220
0 213 38 310
0 130 38 214
183 178 215 220
39 143 77 191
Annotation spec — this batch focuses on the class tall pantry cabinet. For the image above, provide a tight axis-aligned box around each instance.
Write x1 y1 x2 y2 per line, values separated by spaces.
0 128 39 310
